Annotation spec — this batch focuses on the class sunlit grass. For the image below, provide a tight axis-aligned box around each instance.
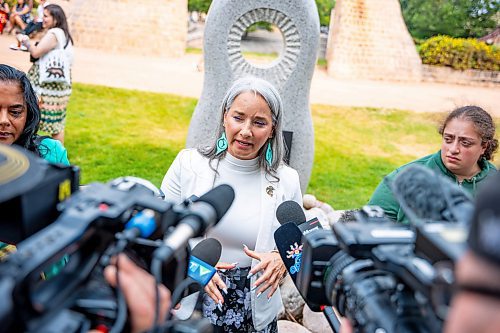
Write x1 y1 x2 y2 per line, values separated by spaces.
64 83 498 210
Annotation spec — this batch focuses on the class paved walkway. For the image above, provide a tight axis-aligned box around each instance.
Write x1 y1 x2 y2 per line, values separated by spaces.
1 34 498 116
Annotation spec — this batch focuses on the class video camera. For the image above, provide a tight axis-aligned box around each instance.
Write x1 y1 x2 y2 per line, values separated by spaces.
0 145 233 333
295 165 471 333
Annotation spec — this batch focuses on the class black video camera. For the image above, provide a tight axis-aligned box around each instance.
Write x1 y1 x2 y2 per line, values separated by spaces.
0 145 216 333
296 204 468 333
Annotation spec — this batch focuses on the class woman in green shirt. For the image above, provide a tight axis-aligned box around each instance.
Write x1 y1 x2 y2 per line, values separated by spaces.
369 105 498 224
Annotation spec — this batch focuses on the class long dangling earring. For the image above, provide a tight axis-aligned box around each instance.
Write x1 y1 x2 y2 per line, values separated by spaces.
265 141 273 166
216 131 228 155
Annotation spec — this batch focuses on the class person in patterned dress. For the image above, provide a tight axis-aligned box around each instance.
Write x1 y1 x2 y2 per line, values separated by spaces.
21 4 73 144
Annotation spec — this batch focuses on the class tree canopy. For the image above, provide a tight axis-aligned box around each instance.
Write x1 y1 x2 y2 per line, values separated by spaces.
400 0 499 39
187 0 498 38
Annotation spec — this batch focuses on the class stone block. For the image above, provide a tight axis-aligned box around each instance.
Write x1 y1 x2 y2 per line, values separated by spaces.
326 0 422 82
59 0 187 57
302 305 333 333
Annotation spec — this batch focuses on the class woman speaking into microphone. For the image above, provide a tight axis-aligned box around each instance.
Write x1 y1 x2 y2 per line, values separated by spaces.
161 77 303 332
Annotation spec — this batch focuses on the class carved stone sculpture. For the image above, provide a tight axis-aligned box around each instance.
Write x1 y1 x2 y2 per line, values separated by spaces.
186 0 320 192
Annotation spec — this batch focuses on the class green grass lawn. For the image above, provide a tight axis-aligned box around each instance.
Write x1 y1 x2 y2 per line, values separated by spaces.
64 83 498 210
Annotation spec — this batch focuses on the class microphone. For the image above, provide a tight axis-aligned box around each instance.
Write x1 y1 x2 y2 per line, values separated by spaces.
390 165 472 262
276 200 323 234
172 238 222 320
276 200 306 226
274 222 304 281
152 184 233 283
390 164 474 224
187 238 222 286
160 184 235 260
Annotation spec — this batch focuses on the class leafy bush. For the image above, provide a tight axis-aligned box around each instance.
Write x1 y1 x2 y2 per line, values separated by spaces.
419 35 500 71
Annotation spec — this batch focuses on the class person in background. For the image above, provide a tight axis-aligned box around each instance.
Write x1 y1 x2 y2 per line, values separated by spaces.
369 105 497 224
20 0 49 36
0 1 10 34
6 0 31 34
161 77 302 332
0 64 68 164
0 64 69 265
21 4 73 144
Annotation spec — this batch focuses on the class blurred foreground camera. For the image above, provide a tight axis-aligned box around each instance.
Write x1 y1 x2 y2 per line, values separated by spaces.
0 145 233 333
297 165 472 333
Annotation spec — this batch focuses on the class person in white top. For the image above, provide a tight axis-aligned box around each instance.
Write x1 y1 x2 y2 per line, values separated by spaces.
161 77 303 332
21 4 73 144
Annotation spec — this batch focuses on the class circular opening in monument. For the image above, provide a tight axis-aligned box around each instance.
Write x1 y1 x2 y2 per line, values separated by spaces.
241 22 284 67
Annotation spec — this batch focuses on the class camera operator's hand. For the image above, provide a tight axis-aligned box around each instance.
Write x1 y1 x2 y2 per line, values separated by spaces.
103 254 171 333
339 318 354 333
244 245 286 299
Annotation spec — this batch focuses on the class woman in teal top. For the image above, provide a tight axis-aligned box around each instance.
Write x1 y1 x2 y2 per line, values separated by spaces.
0 64 69 165
369 106 498 224
1 64 70 267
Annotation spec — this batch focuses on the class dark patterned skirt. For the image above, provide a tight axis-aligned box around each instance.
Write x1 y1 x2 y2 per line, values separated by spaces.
202 266 278 333
27 63 72 135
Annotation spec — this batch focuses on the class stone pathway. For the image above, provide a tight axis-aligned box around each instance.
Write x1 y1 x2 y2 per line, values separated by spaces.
1 34 498 116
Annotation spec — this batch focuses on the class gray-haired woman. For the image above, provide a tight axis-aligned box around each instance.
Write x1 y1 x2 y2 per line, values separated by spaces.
161 76 302 332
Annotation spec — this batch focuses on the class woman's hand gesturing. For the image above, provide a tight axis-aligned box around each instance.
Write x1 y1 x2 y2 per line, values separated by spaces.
244 245 286 299
203 262 236 308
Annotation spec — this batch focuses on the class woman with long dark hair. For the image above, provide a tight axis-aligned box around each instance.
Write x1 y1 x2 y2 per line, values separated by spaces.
0 64 69 164
1 63 69 263
20 4 74 144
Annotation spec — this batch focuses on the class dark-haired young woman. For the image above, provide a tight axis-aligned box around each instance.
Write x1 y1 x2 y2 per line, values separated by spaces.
369 105 498 224
21 4 74 144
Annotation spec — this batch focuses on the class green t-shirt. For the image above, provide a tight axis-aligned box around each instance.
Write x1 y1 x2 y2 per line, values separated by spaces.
368 150 497 224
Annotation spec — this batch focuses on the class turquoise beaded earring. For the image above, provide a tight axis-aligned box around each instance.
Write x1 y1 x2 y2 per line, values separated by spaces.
216 131 228 155
265 141 273 166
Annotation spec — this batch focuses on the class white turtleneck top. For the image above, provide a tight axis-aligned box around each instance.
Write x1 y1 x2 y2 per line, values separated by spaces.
206 152 263 267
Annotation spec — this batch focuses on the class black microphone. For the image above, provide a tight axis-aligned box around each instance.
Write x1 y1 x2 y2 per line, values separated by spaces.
161 184 234 255
187 238 222 286
274 222 304 282
276 200 323 235
390 164 472 263
390 164 474 224
276 200 306 226
172 238 222 320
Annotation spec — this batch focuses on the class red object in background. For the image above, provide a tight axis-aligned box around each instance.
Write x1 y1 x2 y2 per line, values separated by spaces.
0 9 7 34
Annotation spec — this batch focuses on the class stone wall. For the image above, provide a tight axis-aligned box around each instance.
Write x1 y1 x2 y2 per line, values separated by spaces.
326 0 422 81
422 65 500 87
55 0 187 57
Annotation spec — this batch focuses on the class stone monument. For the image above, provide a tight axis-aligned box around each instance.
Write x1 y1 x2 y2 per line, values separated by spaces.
186 0 320 192
326 0 422 81
58 0 187 57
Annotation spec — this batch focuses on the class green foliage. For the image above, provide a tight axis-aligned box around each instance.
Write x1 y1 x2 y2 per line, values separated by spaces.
187 0 211 13
419 35 500 71
62 84 482 210
245 21 273 34
401 0 499 39
315 0 336 27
